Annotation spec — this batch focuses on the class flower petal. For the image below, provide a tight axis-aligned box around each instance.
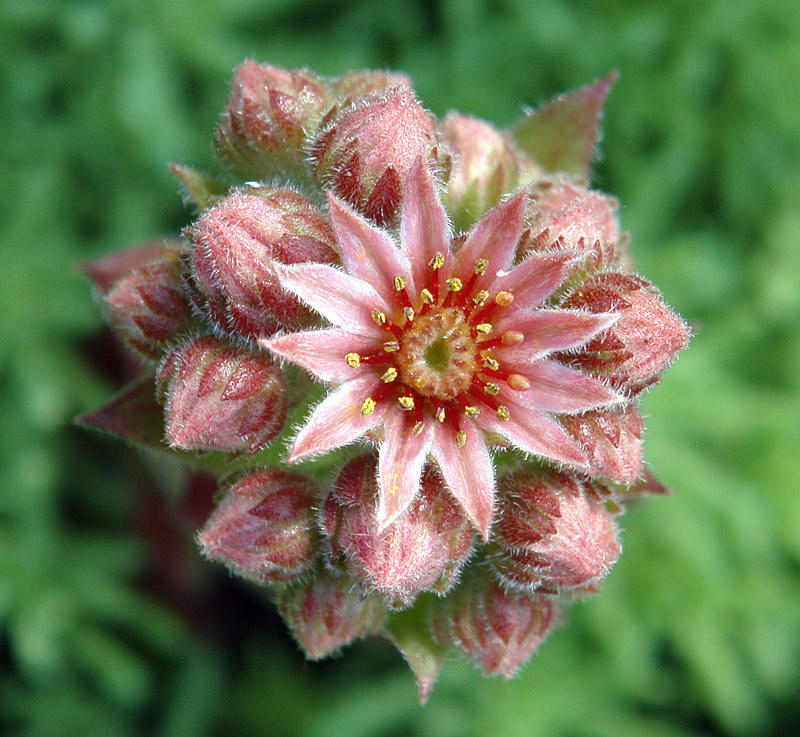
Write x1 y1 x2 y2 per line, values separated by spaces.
495 310 618 362
490 250 579 307
328 193 413 298
431 420 495 540
288 376 385 463
260 328 377 384
401 158 452 291
479 402 588 472
376 406 434 531
513 360 623 413
272 262 389 337
454 189 527 287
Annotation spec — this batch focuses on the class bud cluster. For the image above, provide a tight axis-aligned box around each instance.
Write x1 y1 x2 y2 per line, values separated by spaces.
82 61 688 702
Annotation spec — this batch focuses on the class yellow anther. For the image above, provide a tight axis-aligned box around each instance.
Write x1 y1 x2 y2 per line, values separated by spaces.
394 275 407 291
435 406 446 422
497 405 510 421
381 367 398 383
429 252 445 270
484 383 500 395
474 258 488 275
412 421 425 436
383 341 400 352
464 405 480 419
483 357 499 371
361 397 376 416
404 306 415 322
476 323 493 334
473 290 489 306
371 309 386 326
455 431 467 448
420 288 434 304
507 373 531 391
446 278 463 292
398 395 415 410
495 291 514 307
501 330 524 345
345 352 361 368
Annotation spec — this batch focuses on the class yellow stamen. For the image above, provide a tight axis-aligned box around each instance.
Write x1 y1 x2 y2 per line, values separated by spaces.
484 383 500 395
464 405 480 419
435 406 446 422
345 352 361 368
371 309 386 326
446 277 463 292
404 306 415 322
507 373 531 391
495 291 514 307
420 288 434 304
398 396 415 410
384 341 400 352
394 275 407 291
473 290 489 306
474 258 488 275
483 357 499 371
501 330 524 345
429 252 445 270
455 431 467 448
361 397 376 416
412 421 425 436
497 405 510 421
476 323 493 335
381 367 398 383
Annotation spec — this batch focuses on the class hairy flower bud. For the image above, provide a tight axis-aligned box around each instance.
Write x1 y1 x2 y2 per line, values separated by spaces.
158 335 288 453
320 456 475 607
102 248 194 358
331 69 412 103
430 574 557 678
198 470 319 584
309 86 438 226
492 471 621 592
561 406 644 484
190 187 339 339
214 60 332 180
277 569 386 660
441 113 541 230
560 272 690 393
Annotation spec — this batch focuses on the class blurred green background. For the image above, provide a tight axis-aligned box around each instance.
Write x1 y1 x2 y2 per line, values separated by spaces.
2 0 799 735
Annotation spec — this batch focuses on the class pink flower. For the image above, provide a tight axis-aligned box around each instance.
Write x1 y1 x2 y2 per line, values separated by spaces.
262 160 622 538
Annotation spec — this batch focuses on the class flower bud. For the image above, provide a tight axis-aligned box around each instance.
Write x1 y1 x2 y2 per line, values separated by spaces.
190 188 339 339
277 569 386 660
430 573 557 678
561 406 644 485
331 69 412 103
214 61 332 180
198 470 319 584
103 248 195 358
320 457 475 607
81 240 179 295
158 335 288 453
309 86 438 226
492 471 621 592
441 113 540 230
559 272 690 393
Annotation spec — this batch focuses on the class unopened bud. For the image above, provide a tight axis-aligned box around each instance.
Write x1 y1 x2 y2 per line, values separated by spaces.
277 569 386 660
331 69 412 103
320 456 475 607
198 470 319 584
158 335 288 454
190 188 339 339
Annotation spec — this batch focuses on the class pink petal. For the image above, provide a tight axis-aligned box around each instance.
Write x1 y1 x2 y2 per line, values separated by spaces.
454 189 527 287
400 158 452 291
479 402 588 472
376 407 434 531
327 193 413 298
260 329 378 384
272 262 388 337
495 310 618 361
490 250 580 307
513 360 622 414
431 420 495 540
288 376 385 463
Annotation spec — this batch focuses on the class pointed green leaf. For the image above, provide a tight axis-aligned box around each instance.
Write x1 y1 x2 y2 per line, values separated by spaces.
169 163 228 212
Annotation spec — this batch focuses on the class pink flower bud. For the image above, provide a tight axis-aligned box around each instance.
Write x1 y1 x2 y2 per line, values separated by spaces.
430 574 558 678
214 61 332 180
441 113 540 230
190 188 339 339
320 457 475 607
331 69 412 103
197 470 319 584
517 181 621 272
309 86 438 226
277 569 386 660
158 335 288 453
560 272 690 393
81 240 179 295
561 406 644 484
492 471 621 592
103 248 194 358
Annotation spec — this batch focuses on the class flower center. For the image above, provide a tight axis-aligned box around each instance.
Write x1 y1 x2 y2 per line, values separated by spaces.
396 307 478 399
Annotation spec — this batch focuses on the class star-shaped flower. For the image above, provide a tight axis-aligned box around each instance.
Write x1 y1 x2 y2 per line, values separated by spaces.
262 160 621 538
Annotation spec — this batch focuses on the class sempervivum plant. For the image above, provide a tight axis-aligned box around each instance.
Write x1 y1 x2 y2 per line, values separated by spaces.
80 62 688 703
